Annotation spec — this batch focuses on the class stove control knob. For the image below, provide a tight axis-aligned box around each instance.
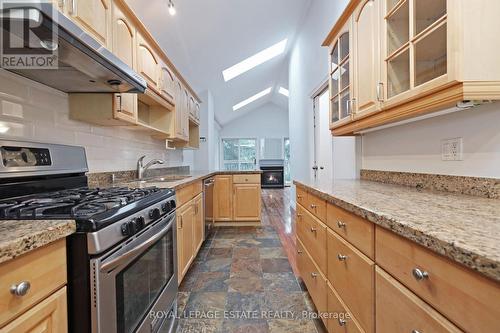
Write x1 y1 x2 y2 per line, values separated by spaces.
149 208 161 220
135 216 145 230
162 201 171 213
121 221 134 236
169 200 176 209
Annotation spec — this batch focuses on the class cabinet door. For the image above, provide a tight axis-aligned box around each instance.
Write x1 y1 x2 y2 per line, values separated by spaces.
177 203 194 281
2 287 67 333
174 81 185 139
67 0 110 47
353 0 381 119
214 175 233 221
329 20 353 129
112 93 137 124
159 64 176 103
192 194 204 254
233 184 261 221
136 33 160 90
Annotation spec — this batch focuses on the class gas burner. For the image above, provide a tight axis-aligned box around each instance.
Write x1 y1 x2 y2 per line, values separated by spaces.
0 186 170 224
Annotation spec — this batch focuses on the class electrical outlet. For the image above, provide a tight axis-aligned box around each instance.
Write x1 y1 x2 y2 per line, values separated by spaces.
442 138 463 161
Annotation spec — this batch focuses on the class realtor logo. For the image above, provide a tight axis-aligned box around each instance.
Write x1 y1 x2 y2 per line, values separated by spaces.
0 0 58 69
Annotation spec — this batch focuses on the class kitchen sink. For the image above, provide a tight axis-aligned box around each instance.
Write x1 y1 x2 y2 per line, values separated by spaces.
138 175 192 184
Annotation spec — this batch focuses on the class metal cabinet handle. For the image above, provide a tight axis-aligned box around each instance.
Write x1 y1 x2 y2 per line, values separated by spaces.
338 254 348 261
297 250 303 254
70 0 76 15
297 214 303 219
310 204 317 209
297 195 303 199
412 330 422 333
346 99 351 116
338 318 347 326
10 281 31 297
311 272 318 278
179 216 183 229
412 268 429 281
376 82 384 102
310 227 317 232
337 220 346 228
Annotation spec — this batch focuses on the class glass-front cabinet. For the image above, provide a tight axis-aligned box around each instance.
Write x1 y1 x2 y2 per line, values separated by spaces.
329 22 353 129
383 0 447 102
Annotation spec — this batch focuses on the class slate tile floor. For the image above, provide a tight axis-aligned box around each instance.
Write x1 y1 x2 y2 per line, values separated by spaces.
175 189 326 333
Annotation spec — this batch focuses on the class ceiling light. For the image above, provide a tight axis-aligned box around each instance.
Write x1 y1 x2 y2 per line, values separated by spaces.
233 87 272 111
168 0 176 16
223 39 288 82
278 87 289 97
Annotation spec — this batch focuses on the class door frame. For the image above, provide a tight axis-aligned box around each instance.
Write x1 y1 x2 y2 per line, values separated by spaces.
311 78 330 179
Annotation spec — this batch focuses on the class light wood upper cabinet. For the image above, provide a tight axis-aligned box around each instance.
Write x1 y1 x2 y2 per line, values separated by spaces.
233 184 261 221
111 1 135 68
323 0 500 136
329 21 353 129
214 175 233 221
352 0 381 120
136 33 160 90
159 64 176 104
67 0 111 47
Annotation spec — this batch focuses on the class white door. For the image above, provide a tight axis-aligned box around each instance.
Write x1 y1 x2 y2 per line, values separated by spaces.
313 89 333 179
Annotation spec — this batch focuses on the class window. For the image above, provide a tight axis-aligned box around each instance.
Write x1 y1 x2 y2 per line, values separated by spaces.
284 138 291 184
222 138 257 171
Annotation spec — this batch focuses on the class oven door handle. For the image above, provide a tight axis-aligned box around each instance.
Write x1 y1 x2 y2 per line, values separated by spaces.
100 218 172 273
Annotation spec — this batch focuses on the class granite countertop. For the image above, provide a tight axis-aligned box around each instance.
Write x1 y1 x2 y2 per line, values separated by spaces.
294 178 500 282
121 170 263 190
0 220 76 264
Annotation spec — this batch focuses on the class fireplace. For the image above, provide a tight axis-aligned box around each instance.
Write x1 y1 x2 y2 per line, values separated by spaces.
260 160 284 188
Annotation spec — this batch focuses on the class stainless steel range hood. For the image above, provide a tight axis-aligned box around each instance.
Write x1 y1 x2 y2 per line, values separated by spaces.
0 2 147 93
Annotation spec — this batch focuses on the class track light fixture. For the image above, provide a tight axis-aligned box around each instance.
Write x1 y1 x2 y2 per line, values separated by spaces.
168 0 176 16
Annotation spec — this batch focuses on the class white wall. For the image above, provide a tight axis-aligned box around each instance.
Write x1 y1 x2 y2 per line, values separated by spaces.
220 103 289 143
362 103 500 178
0 70 190 173
288 0 355 189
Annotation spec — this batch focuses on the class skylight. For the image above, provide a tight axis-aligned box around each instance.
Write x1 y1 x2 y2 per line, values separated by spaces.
223 39 288 82
233 87 272 111
278 87 289 97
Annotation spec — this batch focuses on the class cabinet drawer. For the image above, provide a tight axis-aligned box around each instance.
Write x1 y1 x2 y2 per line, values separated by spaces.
327 282 363 333
297 239 327 320
0 240 67 327
326 203 374 259
296 187 307 206
376 267 462 333
177 181 202 207
2 287 67 332
232 174 260 184
296 205 327 275
327 230 374 333
376 226 500 332
306 192 327 222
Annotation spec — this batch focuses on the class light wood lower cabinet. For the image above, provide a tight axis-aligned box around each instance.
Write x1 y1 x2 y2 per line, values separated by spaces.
177 200 195 282
193 193 204 254
296 205 327 275
376 267 461 333
214 174 261 223
0 239 68 331
327 229 374 333
233 184 261 221
376 226 500 332
296 187 500 333
177 189 204 284
2 287 68 333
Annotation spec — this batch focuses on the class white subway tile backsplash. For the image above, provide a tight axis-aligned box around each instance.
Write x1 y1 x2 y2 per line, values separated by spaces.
0 70 189 172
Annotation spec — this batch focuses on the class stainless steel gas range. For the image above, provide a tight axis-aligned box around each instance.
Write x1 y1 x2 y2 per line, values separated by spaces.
0 140 178 333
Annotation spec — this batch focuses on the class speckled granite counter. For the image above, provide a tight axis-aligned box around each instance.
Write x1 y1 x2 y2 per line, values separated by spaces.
0 220 75 264
119 170 263 190
294 178 500 282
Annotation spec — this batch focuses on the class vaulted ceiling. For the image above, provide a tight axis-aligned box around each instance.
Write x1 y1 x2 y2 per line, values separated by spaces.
126 0 311 125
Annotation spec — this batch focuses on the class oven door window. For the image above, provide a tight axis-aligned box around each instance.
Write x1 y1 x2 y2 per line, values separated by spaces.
116 229 174 333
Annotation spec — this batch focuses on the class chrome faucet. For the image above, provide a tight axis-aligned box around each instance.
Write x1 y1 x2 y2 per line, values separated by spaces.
137 155 165 180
